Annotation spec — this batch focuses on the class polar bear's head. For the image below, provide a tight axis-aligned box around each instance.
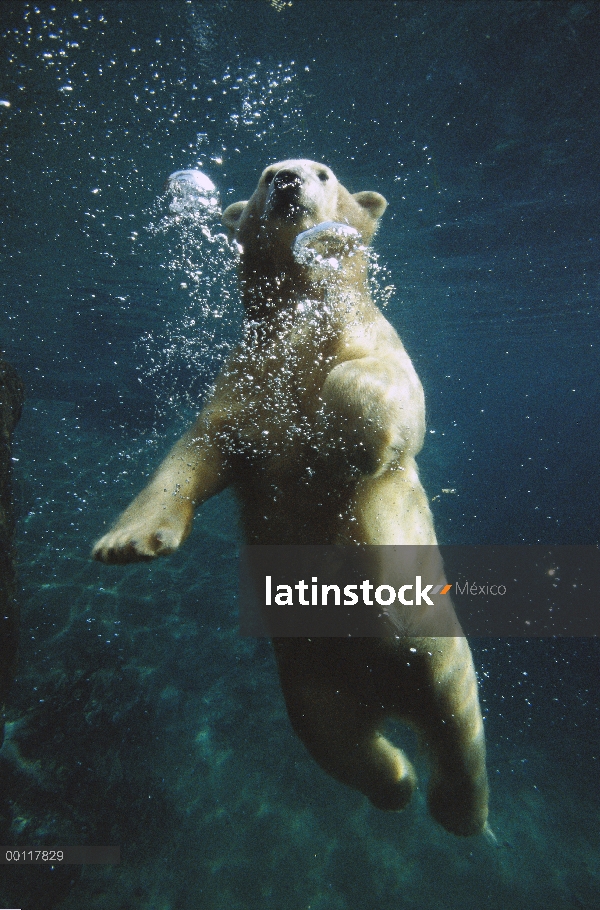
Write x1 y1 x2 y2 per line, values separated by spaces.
223 160 387 256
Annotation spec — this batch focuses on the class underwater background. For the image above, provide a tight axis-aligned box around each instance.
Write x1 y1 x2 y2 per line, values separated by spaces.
1 1 599 907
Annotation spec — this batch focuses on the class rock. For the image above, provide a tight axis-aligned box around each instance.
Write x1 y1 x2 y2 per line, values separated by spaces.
0 360 24 747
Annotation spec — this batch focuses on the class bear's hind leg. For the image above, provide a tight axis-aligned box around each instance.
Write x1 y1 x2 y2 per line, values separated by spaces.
282 680 417 812
362 731 418 812
411 637 489 836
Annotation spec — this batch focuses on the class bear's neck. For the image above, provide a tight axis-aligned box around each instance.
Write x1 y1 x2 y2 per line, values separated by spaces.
238 251 372 321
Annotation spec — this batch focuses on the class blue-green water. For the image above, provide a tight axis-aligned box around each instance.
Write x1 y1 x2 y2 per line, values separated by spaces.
1 2 599 907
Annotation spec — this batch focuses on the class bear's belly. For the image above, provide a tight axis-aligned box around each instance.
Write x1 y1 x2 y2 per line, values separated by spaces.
232 450 437 547
222 407 354 545
235 472 352 545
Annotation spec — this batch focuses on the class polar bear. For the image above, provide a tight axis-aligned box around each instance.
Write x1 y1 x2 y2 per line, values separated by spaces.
93 160 488 836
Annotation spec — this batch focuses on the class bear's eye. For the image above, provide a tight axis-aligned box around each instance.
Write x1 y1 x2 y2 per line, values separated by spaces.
263 170 275 185
318 170 329 182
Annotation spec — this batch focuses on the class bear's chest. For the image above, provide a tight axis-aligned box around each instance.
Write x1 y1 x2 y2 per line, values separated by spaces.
215 331 333 473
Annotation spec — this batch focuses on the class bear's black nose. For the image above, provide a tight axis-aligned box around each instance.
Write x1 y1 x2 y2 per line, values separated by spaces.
273 170 303 192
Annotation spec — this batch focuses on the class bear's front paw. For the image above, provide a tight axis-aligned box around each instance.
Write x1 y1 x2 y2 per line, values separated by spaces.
92 528 168 564
92 509 192 564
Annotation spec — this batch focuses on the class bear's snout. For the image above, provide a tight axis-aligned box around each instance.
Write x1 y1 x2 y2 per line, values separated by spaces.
272 169 303 193
265 167 308 221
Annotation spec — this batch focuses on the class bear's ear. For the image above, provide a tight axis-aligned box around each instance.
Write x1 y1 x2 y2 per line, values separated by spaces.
353 191 387 221
222 200 248 237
